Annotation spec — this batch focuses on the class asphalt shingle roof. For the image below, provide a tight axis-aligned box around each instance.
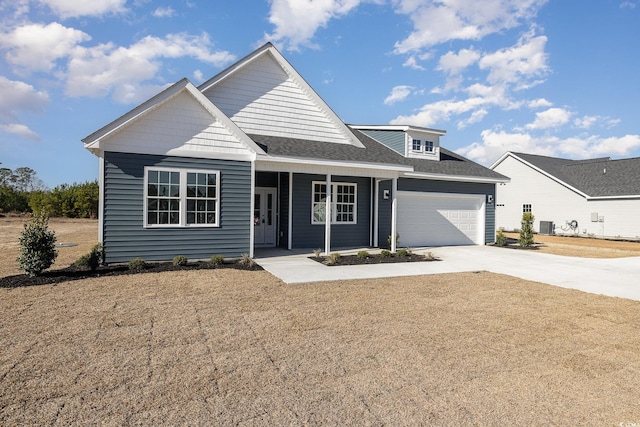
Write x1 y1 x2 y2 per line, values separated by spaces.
512 152 640 197
250 129 507 181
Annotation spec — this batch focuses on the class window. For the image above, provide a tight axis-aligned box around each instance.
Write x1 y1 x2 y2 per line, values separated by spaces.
424 140 434 152
145 167 219 227
523 204 532 213
412 139 422 152
312 181 357 224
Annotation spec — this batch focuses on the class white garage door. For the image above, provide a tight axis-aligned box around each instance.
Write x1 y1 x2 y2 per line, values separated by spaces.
397 191 485 247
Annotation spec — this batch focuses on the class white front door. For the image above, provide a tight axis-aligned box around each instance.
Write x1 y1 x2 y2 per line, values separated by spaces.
254 187 277 247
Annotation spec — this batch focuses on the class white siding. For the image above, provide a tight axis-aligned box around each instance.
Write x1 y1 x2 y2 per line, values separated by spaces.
203 53 351 145
103 91 252 158
494 155 640 238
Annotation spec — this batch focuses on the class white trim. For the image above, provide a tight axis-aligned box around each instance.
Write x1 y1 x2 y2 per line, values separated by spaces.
402 171 509 184
258 155 413 172
249 161 255 257
288 172 293 250
374 179 380 247
143 166 221 228
391 178 397 252
369 177 373 247
98 155 105 244
350 124 446 136
325 175 331 255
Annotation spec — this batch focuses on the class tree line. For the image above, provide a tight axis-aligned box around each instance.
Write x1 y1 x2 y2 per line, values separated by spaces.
0 164 98 218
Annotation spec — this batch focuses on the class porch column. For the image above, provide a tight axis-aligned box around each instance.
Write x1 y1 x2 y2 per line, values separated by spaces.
249 160 256 258
391 177 397 253
288 172 293 250
373 179 380 247
325 174 332 255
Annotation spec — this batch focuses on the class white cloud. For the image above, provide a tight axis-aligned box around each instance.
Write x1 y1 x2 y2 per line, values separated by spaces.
0 76 49 119
457 129 640 166
192 69 204 82
437 48 480 75
620 1 637 9
574 115 600 129
525 107 571 130
528 98 552 108
390 97 488 127
402 55 426 70
478 29 548 85
384 85 414 105
0 22 91 73
458 108 488 129
262 0 365 51
64 32 236 103
393 0 548 53
0 123 40 141
152 6 175 17
37 0 127 18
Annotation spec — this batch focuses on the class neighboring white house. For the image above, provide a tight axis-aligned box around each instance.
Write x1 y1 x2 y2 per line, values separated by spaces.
490 152 640 239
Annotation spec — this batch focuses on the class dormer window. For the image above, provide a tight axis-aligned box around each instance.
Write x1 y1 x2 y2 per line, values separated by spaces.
412 139 422 152
424 140 434 153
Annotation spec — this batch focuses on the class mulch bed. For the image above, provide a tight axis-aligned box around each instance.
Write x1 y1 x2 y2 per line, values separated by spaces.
310 252 440 266
0 260 262 288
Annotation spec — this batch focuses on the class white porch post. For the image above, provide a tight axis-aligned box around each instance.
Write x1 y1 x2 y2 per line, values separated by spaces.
324 174 332 255
373 179 380 247
288 172 293 250
391 177 397 253
249 160 256 258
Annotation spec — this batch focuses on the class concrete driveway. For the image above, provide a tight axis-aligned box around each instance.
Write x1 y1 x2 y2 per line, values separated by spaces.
255 246 640 301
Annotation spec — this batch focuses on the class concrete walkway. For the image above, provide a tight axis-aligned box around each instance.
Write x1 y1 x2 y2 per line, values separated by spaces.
254 246 640 301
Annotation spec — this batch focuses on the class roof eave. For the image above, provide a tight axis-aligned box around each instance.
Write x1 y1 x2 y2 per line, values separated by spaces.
403 171 509 184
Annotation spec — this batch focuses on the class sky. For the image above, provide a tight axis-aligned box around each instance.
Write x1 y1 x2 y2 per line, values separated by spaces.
1 0 639 188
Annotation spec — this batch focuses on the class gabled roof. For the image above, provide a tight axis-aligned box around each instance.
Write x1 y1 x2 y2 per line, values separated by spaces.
82 78 264 156
198 42 364 148
492 152 640 198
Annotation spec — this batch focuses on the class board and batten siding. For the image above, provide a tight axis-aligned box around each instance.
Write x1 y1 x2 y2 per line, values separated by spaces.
378 179 496 246
358 130 406 155
291 174 371 249
103 152 251 263
203 53 351 145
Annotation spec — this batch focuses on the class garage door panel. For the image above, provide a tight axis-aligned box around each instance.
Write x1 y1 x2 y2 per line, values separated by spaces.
397 192 484 247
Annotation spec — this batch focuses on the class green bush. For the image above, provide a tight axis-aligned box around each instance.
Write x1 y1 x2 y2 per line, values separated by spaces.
75 244 104 271
17 210 58 277
357 250 369 259
495 230 508 247
128 257 147 271
210 255 225 266
380 249 391 258
239 253 256 268
313 248 322 258
172 255 188 266
519 212 535 247
327 252 341 265
396 249 409 257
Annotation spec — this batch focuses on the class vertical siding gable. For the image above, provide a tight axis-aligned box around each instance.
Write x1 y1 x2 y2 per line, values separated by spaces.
103 91 252 157
358 130 407 155
203 54 352 145
103 152 251 262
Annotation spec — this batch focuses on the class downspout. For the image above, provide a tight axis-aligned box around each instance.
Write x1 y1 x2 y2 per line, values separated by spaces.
325 174 332 255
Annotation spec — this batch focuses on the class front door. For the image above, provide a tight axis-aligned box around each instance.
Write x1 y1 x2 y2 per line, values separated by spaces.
254 187 277 247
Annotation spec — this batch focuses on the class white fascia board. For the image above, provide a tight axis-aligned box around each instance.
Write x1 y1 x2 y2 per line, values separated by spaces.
506 153 590 199
488 151 512 169
403 171 510 184
587 194 640 200
257 155 413 172
198 44 272 92
350 124 447 136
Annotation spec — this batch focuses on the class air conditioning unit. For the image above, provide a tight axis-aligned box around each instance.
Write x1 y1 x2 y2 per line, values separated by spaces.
539 221 554 235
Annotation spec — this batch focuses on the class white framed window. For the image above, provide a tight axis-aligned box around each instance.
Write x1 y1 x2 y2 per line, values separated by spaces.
424 140 434 152
312 181 357 224
412 139 422 152
144 167 220 227
523 204 532 213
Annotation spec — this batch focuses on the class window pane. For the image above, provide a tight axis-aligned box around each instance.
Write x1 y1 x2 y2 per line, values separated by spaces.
159 171 169 183
148 170 158 183
187 213 195 224
207 174 216 186
187 173 196 185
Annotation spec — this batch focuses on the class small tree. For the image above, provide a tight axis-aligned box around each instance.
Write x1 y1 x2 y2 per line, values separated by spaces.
17 210 58 277
519 212 535 247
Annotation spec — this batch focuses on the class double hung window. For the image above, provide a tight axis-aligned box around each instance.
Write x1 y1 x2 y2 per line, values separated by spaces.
145 167 220 227
312 181 357 224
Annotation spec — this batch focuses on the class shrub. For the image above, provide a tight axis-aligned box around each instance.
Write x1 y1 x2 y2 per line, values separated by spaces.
357 250 369 259
17 210 58 277
239 253 255 268
313 248 322 258
128 257 147 271
380 249 391 258
495 230 508 247
172 255 188 266
387 232 400 248
425 251 435 261
75 243 104 271
210 255 225 266
519 212 535 247
327 252 341 265
396 249 409 257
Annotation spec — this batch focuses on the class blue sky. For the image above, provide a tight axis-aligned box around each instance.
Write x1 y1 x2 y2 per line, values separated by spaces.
1 0 639 188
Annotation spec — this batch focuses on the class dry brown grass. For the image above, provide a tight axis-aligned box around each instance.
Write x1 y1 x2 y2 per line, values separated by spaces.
503 232 640 258
2 219 640 424
0 216 98 277
1 270 640 425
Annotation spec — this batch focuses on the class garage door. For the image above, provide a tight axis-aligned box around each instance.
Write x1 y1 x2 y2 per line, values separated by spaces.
397 191 485 247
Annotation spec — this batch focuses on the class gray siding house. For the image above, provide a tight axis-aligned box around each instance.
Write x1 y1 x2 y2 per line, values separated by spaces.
83 43 508 263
